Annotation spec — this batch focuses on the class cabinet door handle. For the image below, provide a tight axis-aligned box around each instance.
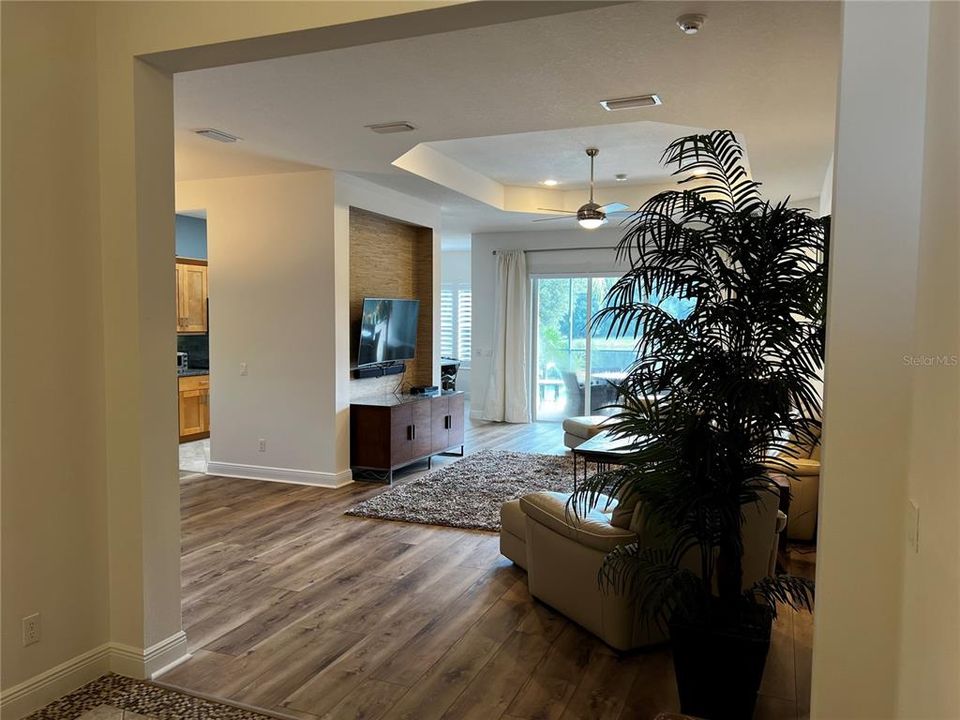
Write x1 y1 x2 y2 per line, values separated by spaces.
407 425 413 441
412 424 416 440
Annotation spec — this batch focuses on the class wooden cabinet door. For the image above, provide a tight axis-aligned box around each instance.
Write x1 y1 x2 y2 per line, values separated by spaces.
177 262 207 333
175 265 183 331
431 395 450 453
179 389 204 437
411 400 433 458
448 393 465 448
199 388 210 433
390 405 413 464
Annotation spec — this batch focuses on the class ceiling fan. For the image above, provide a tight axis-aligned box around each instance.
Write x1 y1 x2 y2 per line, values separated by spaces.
533 148 631 229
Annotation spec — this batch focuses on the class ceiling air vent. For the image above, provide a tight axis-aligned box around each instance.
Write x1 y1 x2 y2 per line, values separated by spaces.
194 128 241 143
366 121 417 134
599 94 662 111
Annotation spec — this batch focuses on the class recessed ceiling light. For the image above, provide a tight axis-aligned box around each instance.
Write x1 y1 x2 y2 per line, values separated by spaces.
541 179 559 186
677 14 706 35
690 168 710 177
194 128 241 143
366 121 416 134
615 174 628 182
599 94 662 111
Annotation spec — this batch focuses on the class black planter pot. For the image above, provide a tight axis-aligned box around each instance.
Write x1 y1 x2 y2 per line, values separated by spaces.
669 607 772 720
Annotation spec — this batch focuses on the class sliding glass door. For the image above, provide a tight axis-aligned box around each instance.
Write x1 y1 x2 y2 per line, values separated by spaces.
532 277 587 421
532 275 635 422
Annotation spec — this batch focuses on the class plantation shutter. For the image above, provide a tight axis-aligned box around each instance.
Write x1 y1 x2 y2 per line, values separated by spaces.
457 289 472 365
440 287 455 357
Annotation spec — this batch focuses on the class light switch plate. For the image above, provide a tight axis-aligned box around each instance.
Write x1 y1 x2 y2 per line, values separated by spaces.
906 499 920 553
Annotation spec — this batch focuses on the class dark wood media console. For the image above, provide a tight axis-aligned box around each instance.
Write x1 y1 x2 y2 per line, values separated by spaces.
350 391 465 483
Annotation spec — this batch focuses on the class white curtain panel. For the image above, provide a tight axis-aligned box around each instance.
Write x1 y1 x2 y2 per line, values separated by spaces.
482 249 531 423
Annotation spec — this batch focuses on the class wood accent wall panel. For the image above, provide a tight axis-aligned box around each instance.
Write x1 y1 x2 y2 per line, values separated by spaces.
349 208 433 395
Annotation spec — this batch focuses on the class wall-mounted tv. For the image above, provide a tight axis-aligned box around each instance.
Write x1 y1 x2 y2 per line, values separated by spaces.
357 298 420 367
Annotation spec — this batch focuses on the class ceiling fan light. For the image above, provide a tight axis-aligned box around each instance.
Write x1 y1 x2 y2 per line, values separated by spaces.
578 217 606 230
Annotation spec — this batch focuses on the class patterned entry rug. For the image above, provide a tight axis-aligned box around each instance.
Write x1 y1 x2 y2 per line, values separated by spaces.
345 449 579 531
28 674 277 720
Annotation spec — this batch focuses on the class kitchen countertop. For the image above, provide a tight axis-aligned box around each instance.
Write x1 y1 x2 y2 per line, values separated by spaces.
178 369 210 377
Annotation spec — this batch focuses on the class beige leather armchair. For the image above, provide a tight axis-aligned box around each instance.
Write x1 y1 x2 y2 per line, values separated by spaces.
500 490 785 652
769 427 822 541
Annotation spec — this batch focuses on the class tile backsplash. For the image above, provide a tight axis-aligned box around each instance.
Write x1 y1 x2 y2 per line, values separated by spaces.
177 333 209 369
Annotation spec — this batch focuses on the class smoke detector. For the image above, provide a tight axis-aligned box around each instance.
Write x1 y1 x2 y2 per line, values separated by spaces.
676 14 706 35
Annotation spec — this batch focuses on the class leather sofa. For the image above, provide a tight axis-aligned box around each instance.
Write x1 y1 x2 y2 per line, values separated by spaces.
500 490 786 651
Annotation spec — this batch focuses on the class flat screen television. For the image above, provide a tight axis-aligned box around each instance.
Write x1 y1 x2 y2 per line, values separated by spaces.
357 297 420 367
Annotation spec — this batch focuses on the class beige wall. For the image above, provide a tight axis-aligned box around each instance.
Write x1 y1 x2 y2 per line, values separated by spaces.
2 1 466 715
896 2 960 716
812 2 960 718
1 0 110 695
177 172 345 485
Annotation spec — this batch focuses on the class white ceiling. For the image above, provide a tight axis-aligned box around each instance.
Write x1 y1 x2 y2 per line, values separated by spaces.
423 121 711 189
174 1 841 240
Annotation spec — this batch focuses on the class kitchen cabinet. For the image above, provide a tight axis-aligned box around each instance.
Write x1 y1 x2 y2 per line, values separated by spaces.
179 374 209 441
177 259 207 334
350 391 465 482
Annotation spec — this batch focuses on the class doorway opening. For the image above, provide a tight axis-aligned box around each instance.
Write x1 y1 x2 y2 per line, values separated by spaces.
176 212 211 475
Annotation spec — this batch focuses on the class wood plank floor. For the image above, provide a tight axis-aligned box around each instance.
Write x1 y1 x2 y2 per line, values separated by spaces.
160 416 814 720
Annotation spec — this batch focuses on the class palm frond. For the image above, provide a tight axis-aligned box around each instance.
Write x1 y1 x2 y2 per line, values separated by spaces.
570 129 825 629
747 575 815 619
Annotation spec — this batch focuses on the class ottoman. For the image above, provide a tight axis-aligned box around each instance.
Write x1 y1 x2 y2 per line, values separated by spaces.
562 415 610 449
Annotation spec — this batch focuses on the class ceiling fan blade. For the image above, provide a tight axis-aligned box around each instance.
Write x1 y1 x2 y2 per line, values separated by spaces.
532 216 574 223
537 207 576 214
599 202 630 213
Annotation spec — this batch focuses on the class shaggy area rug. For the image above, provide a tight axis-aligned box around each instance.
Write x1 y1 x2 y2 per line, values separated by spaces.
344 449 578 531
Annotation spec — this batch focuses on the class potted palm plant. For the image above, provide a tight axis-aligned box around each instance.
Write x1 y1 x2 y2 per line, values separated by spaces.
574 130 826 719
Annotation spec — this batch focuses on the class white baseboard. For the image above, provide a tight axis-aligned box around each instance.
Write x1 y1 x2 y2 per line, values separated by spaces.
110 631 189 680
1 644 111 720
0 632 190 720
206 461 353 488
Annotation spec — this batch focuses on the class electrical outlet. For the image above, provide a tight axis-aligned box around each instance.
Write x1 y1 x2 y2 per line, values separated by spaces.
22 613 40 646
240 362 248 376
258 438 266 452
